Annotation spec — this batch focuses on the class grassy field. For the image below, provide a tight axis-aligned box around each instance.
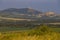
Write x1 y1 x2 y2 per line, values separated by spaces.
51 28 60 32
0 25 60 40
0 32 60 40
0 26 60 32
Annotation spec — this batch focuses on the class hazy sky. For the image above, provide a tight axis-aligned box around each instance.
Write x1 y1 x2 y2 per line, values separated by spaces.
0 0 60 13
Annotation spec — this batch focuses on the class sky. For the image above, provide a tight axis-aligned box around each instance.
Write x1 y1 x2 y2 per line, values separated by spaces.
0 0 60 13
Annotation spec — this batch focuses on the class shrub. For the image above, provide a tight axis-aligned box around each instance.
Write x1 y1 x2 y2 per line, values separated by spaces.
27 25 52 36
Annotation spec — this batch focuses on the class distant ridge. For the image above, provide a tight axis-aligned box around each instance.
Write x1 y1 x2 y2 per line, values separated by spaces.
0 8 59 19
0 8 42 14
0 8 42 18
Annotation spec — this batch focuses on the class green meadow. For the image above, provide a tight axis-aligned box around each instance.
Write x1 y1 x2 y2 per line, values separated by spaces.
0 25 60 40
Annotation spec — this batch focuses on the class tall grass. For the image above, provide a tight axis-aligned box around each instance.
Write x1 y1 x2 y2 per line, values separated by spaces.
0 32 60 40
0 25 60 40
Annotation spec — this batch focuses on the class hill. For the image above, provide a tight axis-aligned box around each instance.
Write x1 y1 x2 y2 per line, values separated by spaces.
0 8 42 18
